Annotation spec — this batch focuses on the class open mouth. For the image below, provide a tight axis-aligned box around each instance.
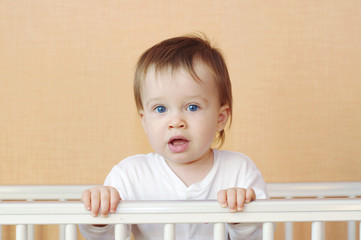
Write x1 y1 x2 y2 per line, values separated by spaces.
168 136 189 144
169 139 188 145
168 136 189 152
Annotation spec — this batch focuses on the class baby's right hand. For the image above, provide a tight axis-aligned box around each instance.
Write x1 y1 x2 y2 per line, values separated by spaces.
81 186 121 217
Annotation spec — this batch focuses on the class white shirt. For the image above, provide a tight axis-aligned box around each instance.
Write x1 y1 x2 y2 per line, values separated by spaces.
79 149 268 240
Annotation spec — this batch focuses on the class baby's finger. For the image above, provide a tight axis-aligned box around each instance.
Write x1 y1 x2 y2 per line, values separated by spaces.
236 188 246 211
109 187 121 213
227 188 237 212
245 188 256 203
100 188 111 217
217 190 227 207
81 190 91 211
90 189 101 217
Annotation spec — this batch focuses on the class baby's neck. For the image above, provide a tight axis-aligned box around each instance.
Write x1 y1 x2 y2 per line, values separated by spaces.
165 150 214 187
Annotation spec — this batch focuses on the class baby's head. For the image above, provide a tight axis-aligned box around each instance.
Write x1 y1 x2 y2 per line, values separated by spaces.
134 34 232 147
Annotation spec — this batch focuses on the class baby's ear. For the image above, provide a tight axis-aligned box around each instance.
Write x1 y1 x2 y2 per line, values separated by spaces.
217 105 230 132
139 110 147 133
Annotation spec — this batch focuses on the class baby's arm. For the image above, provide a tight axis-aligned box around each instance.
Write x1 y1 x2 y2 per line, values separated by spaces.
217 188 256 212
81 186 121 217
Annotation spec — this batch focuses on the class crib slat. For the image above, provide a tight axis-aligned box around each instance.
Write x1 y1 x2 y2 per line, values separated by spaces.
348 221 356 240
311 222 323 240
16 225 27 240
115 224 128 240
164 223 175 240
213 223 225 240
25 199 34 240
27 224 34 240
65 224 77 240
0 199 1 240
263 222 274 240
314 197 325 240
320 222 325 240
285 222 293 240
284 196 293 240
59 224 65 240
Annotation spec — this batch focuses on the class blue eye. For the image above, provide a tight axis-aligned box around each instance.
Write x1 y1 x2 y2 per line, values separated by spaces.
155 106 167 113
187 104 199 112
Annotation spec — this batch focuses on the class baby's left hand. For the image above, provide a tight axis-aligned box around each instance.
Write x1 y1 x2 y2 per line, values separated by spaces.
217 188 256 212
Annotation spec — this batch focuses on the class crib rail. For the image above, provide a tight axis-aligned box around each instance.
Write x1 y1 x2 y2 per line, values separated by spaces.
2 182 360 201
1 199 361 240
0 185 93 240
0 185 93 201
1 182 361 240
267 181 361 240
267 181 361 198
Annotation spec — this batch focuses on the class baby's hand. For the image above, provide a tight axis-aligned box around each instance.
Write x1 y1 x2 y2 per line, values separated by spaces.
217 188 256 212
81 186 121 217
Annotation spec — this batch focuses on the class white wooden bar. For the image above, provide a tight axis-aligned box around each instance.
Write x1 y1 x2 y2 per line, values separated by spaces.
114 224 128 240
312 222 323 240
0 199 360 225
263 222 274 240
268 182 361 240
1 182 361 239
27 224 34 240
283 196 293 240
0 185 93 240
0 185 94 200
267 182 361 198
348 221 356 240
349 195 357 240
213 223 225 240
59 224 65 240
164 223 175 240
284 222 292 240
1 182 360 201
16 225 27 240
0 200 2 240
65 224 77 240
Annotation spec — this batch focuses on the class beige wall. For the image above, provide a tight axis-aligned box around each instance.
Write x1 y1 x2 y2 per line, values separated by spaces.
1 1 360 239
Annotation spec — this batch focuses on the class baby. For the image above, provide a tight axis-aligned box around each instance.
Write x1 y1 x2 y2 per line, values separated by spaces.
80 34 268 240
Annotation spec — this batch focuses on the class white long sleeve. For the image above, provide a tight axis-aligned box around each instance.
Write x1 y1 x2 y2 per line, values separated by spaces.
227 223 262 240
78 224 131 240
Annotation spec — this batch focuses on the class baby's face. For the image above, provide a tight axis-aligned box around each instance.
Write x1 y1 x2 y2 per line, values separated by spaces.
139 59 229 168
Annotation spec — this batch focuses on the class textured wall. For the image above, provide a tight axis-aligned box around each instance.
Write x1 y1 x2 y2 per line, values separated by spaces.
1 1 360 239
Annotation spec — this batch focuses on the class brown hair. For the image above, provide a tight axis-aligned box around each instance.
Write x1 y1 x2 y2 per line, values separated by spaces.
134 34 232 147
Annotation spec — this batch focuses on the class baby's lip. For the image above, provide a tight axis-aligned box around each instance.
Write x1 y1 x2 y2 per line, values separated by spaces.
168 135 190 153
168 135 189 144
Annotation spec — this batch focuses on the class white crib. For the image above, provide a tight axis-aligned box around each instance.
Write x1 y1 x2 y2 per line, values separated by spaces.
1 182 360 240
0 185 93 240
267 182 361 240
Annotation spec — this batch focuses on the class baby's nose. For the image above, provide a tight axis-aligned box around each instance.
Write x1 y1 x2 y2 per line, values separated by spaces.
168 119 186 129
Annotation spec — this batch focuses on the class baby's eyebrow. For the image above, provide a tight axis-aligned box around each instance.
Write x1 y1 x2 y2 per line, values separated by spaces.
186 95 209 104
144 97 163 108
